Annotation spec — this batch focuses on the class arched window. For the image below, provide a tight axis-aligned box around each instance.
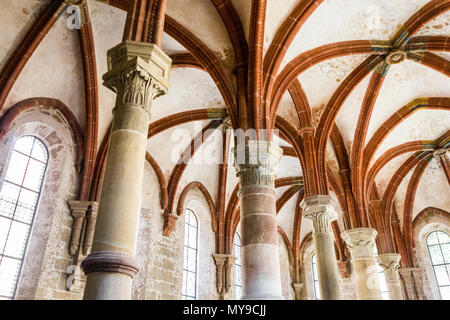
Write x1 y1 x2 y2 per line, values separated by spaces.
0 136 48 300
311 253 320 299
182 208 198 300
233 232 242 299
426 230 450 300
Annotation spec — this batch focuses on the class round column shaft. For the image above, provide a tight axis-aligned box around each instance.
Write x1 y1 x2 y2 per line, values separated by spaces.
378 253 403 300
234 140 284 300
341 228 382 300
82 41 171 300
300 195 342 300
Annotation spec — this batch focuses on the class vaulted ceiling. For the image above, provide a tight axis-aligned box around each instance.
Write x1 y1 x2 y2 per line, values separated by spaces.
0 0 449 264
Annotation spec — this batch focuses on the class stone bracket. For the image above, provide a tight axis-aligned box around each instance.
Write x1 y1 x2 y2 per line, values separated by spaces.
213 254 237 299
68 200 99 258
162 212 178 237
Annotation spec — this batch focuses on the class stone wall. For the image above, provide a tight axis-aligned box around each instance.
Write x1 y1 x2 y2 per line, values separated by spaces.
0 105 81 300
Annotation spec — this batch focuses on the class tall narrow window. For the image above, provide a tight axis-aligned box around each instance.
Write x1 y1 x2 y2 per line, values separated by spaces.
182 208 198 300
0 136 48 300
426 230 450 300
234 232 242 299
311 253 320 299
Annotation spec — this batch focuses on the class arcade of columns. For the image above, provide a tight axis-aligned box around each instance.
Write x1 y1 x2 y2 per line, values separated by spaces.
2 0 448 300
77 0 449 300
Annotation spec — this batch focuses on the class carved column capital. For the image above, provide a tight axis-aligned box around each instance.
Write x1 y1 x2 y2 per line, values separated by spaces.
103 40 172 116
233 140 283 189
341 228 378 260
300 195 338 234
377 253 401 281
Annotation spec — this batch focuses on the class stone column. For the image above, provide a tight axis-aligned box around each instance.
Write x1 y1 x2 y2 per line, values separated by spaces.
81 41 171 300
233 140 283 300
300 195 342 300
341 228 382 300
377 253 403 300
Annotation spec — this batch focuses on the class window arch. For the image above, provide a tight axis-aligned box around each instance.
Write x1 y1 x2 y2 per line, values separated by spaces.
233 232 242 299
0 136 48 300
426 230 450 300
182 208 198 300
311 253 320 300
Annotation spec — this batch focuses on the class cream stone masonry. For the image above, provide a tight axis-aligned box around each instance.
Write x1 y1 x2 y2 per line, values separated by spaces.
81 41 172 300
300 195 342 300
233 140 284 300
341 228 382 300
378 253 403 300
399 268 427 300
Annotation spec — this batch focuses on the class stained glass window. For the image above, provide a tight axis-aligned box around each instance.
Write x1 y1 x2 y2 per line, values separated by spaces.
234 232 242 299
0 136 48 300
311 253 320 299
426 231 450 300
181 208 198 300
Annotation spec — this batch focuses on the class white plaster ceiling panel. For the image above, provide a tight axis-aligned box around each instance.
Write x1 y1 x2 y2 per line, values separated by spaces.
178 161 220 208
3 15 86 131
412 159 450 220
0 0 51 71
330 190 345 232
276 155 302 179
264 0 299 54
277 91 301 131
334 74 372 155
161 33 188 55
274 135 292 148
89 0 127 146
281 0 430 72
231 0 252 42
393 169 413 229
275 185 291 201
366 60 450 144
151 67 226 122
433 52 450 60
277 191 298 242
415 10 450 36
299 217 312 248
374 109 450 160
298 54 370 112
166 0 235 70
374 152 414 197
147 121 206 179
326 138 340 174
